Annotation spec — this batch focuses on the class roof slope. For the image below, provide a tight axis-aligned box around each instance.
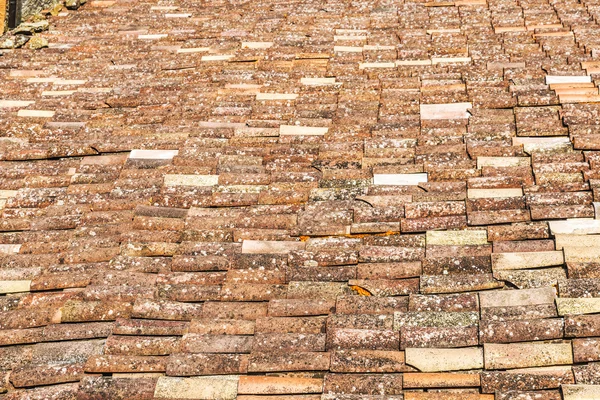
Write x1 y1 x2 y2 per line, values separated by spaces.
1 0 600 398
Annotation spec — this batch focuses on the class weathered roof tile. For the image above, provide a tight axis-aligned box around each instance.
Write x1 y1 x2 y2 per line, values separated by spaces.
1 0 599 395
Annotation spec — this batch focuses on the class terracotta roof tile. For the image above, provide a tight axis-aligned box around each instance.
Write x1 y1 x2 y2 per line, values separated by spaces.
2 0 600 396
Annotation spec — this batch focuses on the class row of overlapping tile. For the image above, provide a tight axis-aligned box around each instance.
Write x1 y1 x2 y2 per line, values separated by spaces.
4 0 600 397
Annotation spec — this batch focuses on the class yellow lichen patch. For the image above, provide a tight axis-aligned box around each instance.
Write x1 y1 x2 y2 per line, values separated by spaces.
350 285 372 296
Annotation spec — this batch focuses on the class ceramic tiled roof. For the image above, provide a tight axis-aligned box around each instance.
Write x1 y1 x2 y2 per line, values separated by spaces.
2 0 600 398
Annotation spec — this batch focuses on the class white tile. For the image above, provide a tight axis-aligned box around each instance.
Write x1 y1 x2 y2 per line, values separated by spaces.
0 280 31 294
564 246 600 263
165 13 191 18
545 75 592 84
477 156 530 168
554 234 600 250
0 100 35 108
201 55 234 61
241 42 273 49
0 190 18 199
242 240 306 254
563 385 600 400
42 90 75 96
557 298 600 316
405 347 483 372
467 188 524 198
373 173 427 185
426 230 488 246
17 110 55 118
88 0 116 6
491 251 565 270
513 136 572 153
154 376 238 400
129 149 179 160
333 46 363 52
151 5 178 10
26 77 58 83
164 174 219 186
479 287 555 308
0 244 21 254
549 219 600 235
10 70 43 77
256 93 298 101
484 342 572 370
279 125 329 136
427 28 461 34
420 103 472 120
48 43 74 49
513 137 571 145
300 77 337 86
